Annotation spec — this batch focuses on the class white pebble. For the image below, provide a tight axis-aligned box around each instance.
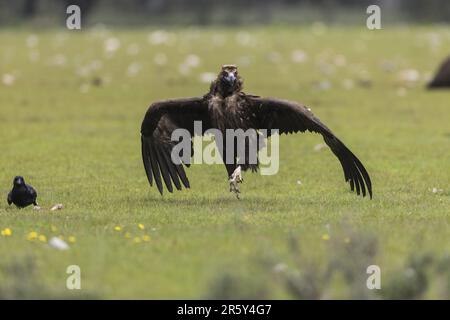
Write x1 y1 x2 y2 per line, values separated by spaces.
51 204 64 211
49 237 69 250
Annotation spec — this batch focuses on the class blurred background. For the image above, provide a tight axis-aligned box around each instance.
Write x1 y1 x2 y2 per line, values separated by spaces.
0 0 449 27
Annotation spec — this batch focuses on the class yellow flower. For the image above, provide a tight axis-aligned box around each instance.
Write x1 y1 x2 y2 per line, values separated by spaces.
142 235 150 242
1 228 12 237
27 231 38 241
114 226 122 231
321 234 330 241
138 223 145 230
124 232 131 238
68 236 76 243
38 235 47 243
133 237 141 243
50 225 58 232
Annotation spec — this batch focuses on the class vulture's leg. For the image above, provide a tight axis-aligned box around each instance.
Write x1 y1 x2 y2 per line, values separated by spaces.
221 138 244 198
226 164 243 199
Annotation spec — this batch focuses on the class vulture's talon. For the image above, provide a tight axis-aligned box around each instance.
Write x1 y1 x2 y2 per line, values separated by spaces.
229 181 241 199
230 166 243 183
229 166 243 199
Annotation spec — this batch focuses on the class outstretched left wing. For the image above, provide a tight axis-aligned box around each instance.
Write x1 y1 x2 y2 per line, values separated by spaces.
141 97 211 194
247 96 372 198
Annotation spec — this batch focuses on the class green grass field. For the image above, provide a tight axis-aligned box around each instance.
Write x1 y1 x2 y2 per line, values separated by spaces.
0 26 449 299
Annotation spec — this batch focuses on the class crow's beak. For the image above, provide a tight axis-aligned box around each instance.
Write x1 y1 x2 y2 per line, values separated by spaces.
225 73 236 85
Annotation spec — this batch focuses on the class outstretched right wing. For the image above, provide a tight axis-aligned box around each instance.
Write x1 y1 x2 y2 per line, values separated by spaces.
140 97 211 194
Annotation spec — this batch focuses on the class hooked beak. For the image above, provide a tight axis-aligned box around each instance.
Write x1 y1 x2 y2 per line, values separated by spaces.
224 73 236 85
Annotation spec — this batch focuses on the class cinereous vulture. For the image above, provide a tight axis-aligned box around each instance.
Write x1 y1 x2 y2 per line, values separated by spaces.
141 65 372 199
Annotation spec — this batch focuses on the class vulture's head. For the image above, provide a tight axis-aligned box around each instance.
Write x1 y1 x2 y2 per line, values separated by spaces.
215 65 242 96
13 176 25 187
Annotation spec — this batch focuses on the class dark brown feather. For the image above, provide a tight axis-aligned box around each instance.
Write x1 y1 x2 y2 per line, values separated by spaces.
148 140 163 195
140 97 210 194
160 145 183 191
155 145 173 193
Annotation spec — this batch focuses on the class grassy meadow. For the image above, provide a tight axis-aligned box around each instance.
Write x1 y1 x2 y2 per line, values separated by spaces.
0 25 449 299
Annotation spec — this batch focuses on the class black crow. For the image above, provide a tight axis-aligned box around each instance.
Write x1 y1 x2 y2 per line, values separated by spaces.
141 65 372 198
7 176 38 208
